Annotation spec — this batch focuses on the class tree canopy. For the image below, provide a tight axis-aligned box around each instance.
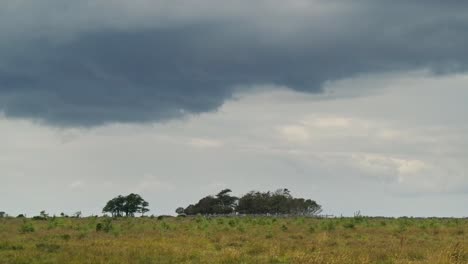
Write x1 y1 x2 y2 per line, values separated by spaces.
103 193 149 217
179 189 322 216
184 189 238 215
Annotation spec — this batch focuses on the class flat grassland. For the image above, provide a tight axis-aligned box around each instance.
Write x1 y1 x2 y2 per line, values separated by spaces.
0 216 466 264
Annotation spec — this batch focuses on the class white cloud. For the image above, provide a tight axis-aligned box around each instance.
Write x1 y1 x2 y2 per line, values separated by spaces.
278 125 310 142
312 117 351 128
188 138 224 148
349 153 428 182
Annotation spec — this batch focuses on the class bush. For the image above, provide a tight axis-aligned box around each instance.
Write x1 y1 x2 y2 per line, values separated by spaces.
19 222 35 234
228 219 236 227
96 218 113 233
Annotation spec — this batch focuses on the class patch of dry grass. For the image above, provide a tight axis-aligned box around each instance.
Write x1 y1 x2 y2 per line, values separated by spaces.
0 217 466 263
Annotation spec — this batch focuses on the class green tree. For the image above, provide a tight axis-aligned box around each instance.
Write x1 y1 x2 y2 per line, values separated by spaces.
40 210 48 218
183 189 238 215
215 189 238 214
237 189 322 216
175 207 185 215
103 195 125 217
102 194 149 217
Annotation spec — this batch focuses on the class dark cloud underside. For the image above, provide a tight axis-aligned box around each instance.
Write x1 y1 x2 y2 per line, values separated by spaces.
0 1 468 125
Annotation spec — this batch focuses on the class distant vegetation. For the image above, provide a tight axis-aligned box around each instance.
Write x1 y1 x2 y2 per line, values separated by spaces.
180 188 322 217
1 189 320 219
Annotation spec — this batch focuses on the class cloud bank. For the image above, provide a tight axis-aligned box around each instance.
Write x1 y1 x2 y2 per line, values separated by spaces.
1 1 468 125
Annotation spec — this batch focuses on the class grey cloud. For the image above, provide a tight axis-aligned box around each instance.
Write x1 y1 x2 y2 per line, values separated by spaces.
1 1 468 125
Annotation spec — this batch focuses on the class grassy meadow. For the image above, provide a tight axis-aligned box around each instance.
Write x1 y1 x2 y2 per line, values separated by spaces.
0 216 466 264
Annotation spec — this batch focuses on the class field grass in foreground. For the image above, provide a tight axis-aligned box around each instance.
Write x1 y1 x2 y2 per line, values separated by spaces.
0 216 466 264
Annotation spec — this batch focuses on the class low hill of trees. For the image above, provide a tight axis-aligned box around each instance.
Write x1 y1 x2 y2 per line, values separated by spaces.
178 189 322 216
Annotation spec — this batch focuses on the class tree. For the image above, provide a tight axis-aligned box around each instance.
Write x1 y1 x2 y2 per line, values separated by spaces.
215 189 238 214
237 191 272 214
183 190 238 215
74 211 82 218
182 188 322 216
175 207 185 215
103 195 125 217
140 200 149 216
0 211 5 218
236 189 322 216
102 194 150 217
40 210 48 218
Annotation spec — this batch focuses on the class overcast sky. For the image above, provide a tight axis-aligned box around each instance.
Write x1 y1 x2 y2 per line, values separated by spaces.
1 1 467 217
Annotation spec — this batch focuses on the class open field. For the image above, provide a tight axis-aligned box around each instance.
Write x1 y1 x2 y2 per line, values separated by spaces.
0 216 466 264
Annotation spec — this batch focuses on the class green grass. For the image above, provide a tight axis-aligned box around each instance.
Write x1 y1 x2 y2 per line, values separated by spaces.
0 216 466 263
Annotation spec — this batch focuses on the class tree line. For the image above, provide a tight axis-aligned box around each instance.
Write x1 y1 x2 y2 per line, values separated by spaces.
0 189 321 218
177 188 322 216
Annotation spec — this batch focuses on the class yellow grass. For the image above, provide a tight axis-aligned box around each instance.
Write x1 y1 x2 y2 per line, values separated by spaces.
0 216 466 263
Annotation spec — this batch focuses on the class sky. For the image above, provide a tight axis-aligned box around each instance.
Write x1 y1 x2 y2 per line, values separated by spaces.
0 1 467 217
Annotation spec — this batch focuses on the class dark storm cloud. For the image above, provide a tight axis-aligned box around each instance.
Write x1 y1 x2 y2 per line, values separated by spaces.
1 1 468 125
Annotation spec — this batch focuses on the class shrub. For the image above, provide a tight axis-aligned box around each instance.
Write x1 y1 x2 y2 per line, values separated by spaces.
19 222 35 233
228 219 236 227
96 218 113 233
